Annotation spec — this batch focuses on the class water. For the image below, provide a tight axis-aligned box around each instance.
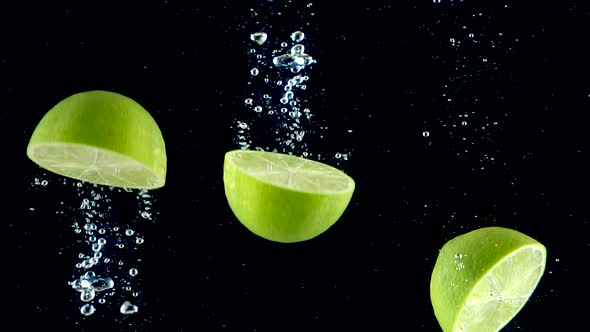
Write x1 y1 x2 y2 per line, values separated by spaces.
8 1 586 331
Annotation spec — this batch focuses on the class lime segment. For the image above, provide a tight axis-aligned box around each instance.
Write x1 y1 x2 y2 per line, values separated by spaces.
223 150 355 243
430 227 547 332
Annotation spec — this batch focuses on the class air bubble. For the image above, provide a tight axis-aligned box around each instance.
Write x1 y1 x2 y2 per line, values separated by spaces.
80 303 95 316
129 268 138 277
92 243 102 252
250 68 259 76
81 288 96 302
250 32 267 45
120 301 139 315
125 229 135 236
290 31 305 42
291 44 305 55
245 98 253 105
254 106 263 112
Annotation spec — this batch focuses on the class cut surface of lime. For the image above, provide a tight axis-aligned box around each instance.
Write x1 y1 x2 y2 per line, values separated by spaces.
430 227 546 332
223 149 355 243
27 90 166 189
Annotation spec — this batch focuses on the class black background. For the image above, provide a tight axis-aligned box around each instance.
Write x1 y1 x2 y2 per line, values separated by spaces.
2 0 589 331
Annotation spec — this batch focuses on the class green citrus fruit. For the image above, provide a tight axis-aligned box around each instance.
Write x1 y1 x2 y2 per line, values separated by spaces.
27 90 166 189
223 149 355 243
430 226 547 332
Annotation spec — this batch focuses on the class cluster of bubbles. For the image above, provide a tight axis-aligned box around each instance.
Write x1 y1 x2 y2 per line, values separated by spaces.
233 2 353 166
30 176 154 320
237 29 317 155
65 183 151 317
420 4 515 172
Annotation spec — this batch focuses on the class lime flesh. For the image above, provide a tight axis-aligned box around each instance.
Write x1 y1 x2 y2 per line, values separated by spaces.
27 90 166 189
430 227 546 332
223 149 355 243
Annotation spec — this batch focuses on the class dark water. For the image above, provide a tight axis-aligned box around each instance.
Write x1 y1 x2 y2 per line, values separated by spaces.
2 1 589 331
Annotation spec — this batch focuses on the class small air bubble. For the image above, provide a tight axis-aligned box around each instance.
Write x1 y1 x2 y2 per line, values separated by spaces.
291 44 305 55
129 268 138 277
120 301 139 315
125 229 135 236
250 32 267 45
250 68 259 76
80 303 95 316
290 31 305 43
244 98 253 105
422 131 430 138
136 237 145 245
92 243 102 252
254 106 263 112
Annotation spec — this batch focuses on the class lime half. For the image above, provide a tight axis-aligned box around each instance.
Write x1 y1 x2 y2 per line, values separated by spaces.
27 90 167 189
223 149 355 243
430 227 547 332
